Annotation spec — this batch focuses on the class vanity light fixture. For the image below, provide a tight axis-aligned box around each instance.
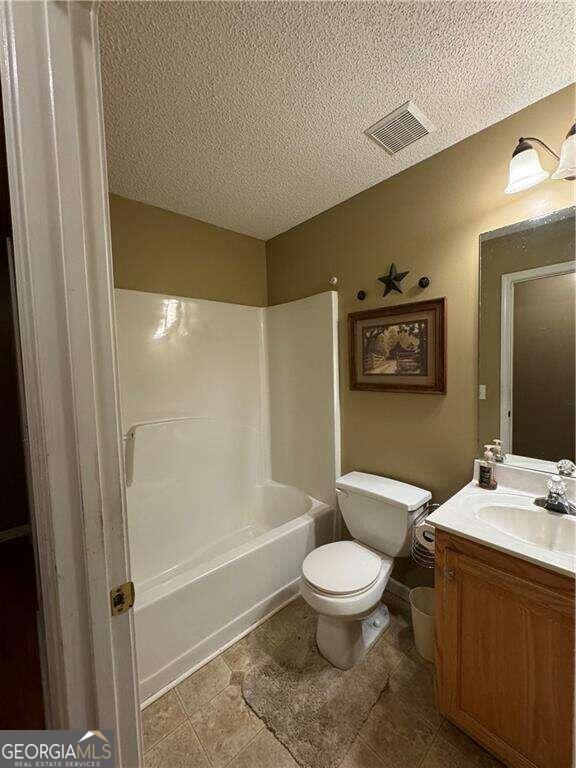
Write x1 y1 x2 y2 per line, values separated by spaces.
505 122 576 194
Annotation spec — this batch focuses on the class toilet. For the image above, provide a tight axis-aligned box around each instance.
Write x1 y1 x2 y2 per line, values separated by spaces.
300 471 431 669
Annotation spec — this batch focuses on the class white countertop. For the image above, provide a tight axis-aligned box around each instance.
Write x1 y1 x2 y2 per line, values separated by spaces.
428 480 576 577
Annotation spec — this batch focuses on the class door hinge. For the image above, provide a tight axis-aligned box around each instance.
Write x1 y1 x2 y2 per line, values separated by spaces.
110 581 135 617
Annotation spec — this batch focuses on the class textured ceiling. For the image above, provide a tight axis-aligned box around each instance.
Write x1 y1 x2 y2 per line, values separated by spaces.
99 1 575 240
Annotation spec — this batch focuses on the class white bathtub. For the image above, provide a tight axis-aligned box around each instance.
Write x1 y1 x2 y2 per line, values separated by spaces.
134 479 334 703
114 291 340 703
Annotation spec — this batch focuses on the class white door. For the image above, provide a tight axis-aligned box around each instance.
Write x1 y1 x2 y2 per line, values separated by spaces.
0 2 140 764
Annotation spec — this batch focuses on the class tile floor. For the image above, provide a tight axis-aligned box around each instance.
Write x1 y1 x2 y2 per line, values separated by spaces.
141 593 503 768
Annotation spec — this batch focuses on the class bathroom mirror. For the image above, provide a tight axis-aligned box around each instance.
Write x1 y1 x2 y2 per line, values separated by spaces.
478 207 575 473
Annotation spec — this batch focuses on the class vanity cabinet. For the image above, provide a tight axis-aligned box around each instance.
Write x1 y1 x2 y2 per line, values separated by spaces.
435 530 574 768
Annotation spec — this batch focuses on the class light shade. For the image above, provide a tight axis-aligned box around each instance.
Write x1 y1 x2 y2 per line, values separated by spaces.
551 126 576 180
505 142 549 194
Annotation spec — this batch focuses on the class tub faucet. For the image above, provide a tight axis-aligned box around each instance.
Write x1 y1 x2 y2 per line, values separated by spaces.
535 476 576 516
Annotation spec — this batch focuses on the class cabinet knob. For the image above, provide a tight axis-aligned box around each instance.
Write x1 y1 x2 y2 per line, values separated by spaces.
445 568 455 581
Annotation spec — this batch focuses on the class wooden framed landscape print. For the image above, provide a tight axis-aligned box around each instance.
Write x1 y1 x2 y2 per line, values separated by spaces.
349 298 446 393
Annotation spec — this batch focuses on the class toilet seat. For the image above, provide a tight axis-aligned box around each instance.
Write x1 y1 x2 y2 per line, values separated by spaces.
302 541 383 596
300 541 393 620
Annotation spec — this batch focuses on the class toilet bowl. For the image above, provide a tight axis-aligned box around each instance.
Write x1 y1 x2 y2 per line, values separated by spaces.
301 540 393 668
300 472 430 669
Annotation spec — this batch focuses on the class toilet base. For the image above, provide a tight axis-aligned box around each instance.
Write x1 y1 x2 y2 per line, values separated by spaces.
316 603 390 670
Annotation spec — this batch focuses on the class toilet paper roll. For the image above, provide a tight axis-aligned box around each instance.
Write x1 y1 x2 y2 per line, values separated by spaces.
414 522 435 553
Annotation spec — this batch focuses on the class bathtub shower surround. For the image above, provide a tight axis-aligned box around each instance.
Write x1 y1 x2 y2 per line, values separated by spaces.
114 289 340 701
267 296 341 505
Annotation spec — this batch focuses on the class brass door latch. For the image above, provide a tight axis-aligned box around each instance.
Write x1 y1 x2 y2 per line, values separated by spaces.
110 581 135 616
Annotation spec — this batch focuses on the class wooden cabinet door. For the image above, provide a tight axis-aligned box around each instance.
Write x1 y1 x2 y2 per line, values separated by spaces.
436 537 574 768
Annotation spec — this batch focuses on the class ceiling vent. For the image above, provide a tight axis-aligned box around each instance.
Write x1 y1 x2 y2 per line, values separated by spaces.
365 102 435 155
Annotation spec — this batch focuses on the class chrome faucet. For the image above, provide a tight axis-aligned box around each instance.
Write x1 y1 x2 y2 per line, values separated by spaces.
535 476 576 516
557 459 576 477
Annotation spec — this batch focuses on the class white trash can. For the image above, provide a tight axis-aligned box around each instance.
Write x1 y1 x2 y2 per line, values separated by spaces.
409 587 436 663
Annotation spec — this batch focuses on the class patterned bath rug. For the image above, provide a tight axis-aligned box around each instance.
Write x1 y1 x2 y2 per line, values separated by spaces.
242 618 391 768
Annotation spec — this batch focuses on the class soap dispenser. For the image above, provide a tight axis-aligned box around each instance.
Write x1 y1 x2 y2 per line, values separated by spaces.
479 445 498 490
492 439 505 463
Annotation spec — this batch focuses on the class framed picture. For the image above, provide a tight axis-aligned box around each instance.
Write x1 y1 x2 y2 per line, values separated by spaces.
349 297 446 393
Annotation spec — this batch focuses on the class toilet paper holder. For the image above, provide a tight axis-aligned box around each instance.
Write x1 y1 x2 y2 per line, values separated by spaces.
410 503 439 569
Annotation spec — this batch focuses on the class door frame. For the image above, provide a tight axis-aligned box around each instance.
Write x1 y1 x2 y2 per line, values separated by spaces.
0 1 140 762
499 260 575 454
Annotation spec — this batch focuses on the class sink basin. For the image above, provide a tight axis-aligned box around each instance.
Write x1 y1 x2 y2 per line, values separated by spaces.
475 500 576 555
428 478 576 577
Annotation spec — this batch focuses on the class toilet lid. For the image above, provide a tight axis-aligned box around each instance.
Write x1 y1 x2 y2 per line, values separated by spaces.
302 541 383 596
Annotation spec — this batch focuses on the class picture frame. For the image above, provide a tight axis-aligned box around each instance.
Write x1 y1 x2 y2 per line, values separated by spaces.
348 297 446 393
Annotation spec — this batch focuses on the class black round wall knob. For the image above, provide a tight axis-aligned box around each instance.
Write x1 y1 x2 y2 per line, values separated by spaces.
418 277 430 289
357 290 367 301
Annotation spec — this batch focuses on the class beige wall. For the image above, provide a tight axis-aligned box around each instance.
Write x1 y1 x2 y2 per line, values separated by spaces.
110 194 267 306
266 85 576 502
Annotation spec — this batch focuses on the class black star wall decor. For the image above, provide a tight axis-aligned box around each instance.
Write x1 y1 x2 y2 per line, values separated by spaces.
378 263 410 296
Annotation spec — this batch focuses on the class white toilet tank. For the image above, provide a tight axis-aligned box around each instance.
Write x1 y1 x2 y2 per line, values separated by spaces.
336 472 431 557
